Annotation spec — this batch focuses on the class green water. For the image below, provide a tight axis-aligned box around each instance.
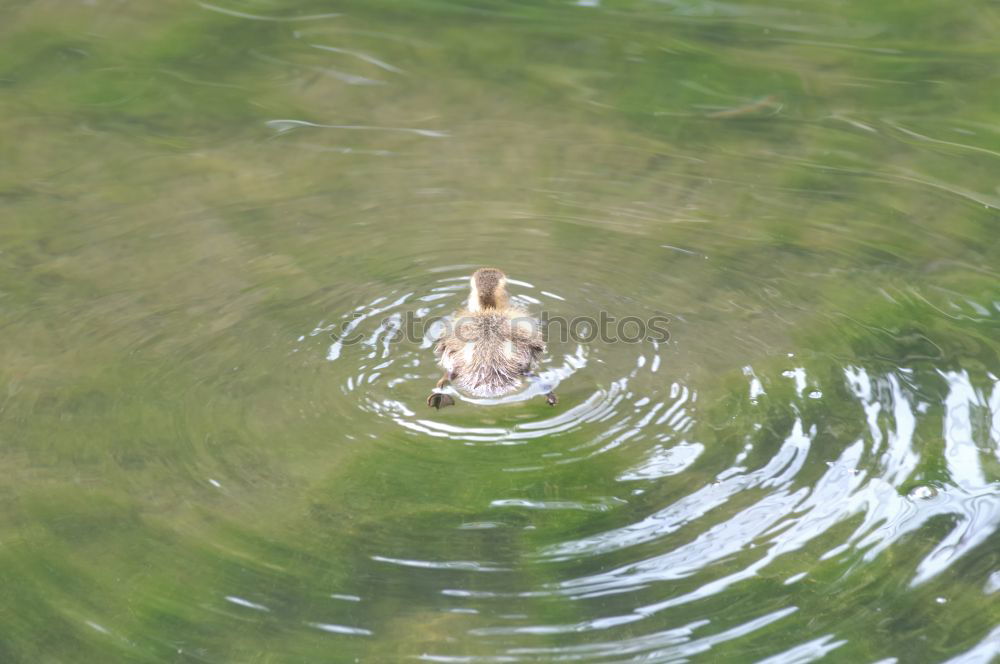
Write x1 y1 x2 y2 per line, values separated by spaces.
2 0 999 661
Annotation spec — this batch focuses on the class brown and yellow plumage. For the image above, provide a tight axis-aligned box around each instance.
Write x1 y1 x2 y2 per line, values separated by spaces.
427 268 556 408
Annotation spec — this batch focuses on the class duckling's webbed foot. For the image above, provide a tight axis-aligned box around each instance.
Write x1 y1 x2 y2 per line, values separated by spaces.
428 392 455 409
545 391 558 407
428 372 455 409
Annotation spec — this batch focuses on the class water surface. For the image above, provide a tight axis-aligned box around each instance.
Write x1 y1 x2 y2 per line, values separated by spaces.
1 0 998 662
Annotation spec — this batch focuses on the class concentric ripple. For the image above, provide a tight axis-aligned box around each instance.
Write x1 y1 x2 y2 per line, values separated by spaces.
307 269 681 451
377 362 999 662
284 252 1000 661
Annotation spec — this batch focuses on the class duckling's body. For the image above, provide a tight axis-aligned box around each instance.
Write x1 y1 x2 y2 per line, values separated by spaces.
428 268 557 409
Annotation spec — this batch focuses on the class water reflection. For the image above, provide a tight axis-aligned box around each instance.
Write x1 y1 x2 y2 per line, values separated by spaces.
399 357 996 661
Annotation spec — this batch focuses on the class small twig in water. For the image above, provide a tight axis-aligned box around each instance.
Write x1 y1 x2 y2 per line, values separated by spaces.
705 95 781 119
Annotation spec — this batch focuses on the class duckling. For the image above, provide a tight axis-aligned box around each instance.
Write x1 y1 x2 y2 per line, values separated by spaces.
427 268 558 409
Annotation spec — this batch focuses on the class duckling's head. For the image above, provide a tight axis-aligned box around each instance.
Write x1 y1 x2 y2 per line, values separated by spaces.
467 267 509 311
